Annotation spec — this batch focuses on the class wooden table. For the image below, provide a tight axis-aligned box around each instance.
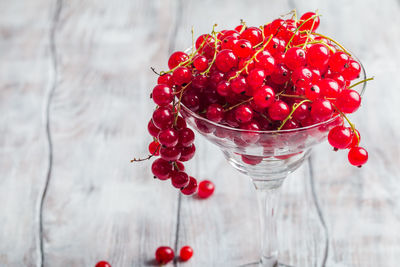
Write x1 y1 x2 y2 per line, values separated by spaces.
1 0 399 266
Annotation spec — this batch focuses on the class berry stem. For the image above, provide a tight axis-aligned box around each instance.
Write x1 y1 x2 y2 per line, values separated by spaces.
285 13 320 50
239 19 247 33
279 93 307 99
201 24 219 76
348 77 374 89
224 97 253 111
150 67 161 76
312 33 351 55
278 99 311 130
174 81 192 124
301 11 319 49
332 103 360 145
229 34 274 82
131 144 160 162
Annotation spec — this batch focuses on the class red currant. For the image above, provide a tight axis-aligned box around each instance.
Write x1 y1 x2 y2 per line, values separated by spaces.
179 144 196 161
155 246 174 264
152 158 172 180
348 146 368 167
310 99 333 122
336 89 361 113
168 51 189 69
152 107 173 130
181 177 198 195
284 47 306 70
193 55 208 72
329 51 349 73
235 104 253 123
171 171 190 188
160 146 181 161
173 67 192 85
215 49 238 73
95 261 111 267
148 141 161 156
197 180 215 198
253 85 275 109
268 100 290 121
306 44 330 69
328 126 353 149
298 12 320 31
179 246 194 261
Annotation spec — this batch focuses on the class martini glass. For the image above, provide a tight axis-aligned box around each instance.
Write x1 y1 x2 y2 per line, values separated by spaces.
179 62 366 266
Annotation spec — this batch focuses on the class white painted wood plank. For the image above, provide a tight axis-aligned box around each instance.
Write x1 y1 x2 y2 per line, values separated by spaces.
0 0 52 266
42 0 182 266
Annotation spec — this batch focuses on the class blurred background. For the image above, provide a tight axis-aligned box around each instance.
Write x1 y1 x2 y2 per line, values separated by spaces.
1 0 399 266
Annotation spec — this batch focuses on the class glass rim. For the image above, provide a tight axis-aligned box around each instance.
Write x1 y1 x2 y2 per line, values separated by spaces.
179 51 366 134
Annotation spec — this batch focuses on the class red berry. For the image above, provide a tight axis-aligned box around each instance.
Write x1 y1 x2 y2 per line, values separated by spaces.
292 101 311 121
152 107 173 130
181 177 198 195
206 104 224 123
215 49 238 73
306 44 330 69
148 141 161 155
270 64 290 85
179 246 194 261
168 51 189 69
253 85 275 109
284 47 306 70
155 246 174 264
298 12 320 31
230 76 248 95
328 126 353 149
241 155 263 165
255 51 275 75
329 51 349 73
268 100 290 121
336 89 361 113
310 99 333 122
151 158 172 180
347 129 360 148
195 34 214 50
178 127 195 147
158 128 179 148
198 180 215 198
342 59 361 81
179 144 196 162
305 84 322 101
348 146 368 167
235 104 253 123
291 67 313 88
174 161 185 172
247 68 266 89
95 261 111 267
148 119 161 137
171 171 190 188
233 39 252 58
216 81 230 97
160 146 181 161
173 67 192 85
157 73 174 87
241 27 263 46
193 55 208 71
317 78 341 98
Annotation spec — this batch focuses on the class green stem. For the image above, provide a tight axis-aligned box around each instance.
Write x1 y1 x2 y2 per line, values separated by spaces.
312 33 351 55
224 97 253 112
348 77 374 89
201 24 219 76
332 103 360 145
278 99 311 130
285 14 320 50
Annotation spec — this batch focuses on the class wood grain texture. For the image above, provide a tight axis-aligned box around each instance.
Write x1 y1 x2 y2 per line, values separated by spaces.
0 0 52 266
0 0 399 266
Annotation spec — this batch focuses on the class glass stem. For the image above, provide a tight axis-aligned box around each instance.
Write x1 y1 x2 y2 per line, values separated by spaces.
253 179 284 267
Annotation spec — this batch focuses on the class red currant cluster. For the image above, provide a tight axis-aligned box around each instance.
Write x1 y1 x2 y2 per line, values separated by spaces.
138 10 371 193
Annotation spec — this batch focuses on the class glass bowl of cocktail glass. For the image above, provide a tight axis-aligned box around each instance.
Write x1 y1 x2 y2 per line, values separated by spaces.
178 58 366 267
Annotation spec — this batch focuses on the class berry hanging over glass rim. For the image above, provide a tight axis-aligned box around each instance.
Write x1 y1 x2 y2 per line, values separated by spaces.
132 10 373 193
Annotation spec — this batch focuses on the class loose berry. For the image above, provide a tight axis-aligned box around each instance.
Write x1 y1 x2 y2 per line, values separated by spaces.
180 246 194 261
95 261 111 267
155 246 174 264
197 180 215 198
